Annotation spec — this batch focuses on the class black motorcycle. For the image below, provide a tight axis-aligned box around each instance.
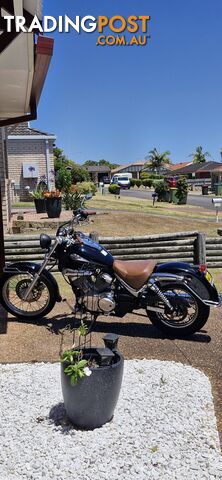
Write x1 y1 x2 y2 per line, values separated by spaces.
0 195 221 337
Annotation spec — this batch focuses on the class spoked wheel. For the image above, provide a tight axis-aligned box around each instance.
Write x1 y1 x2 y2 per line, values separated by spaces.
147 283 210 337
0 273 56 320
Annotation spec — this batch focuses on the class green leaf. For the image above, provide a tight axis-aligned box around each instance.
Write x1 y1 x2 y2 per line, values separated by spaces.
77 359 88 368
71 374 78 386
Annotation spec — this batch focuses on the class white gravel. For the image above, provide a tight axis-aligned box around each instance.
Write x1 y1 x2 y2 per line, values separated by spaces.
0 360 221 480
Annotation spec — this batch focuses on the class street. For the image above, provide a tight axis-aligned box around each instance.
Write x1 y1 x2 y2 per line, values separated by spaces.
121 189 217 211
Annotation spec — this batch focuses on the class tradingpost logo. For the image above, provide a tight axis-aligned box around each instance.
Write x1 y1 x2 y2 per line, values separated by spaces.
1 14 151 47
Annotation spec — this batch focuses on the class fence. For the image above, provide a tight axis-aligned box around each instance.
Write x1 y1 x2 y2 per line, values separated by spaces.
3 231 207 267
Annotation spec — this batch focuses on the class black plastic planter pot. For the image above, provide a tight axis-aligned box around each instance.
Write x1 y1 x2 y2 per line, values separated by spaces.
34 198 46 214
61 348 124 430
45 198 62 218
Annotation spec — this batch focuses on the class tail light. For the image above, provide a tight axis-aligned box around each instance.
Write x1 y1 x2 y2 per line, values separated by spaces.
199 264 207 273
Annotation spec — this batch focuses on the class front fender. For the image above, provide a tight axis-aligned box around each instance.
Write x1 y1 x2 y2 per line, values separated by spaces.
2 262 61 302
155 262 220 304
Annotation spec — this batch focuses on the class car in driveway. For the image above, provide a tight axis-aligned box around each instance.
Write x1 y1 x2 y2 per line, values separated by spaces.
111 174 131 189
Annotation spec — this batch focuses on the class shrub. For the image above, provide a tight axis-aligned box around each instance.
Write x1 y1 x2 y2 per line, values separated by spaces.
140 172 150 180
135 179 142 188
154 181 165 201
62 191 82 211
76 181 97 195
142 179 153 188
149 173 164 180
130 178 136 187
175 176 188 203
71 165 90 184
55 168 72 193
152 179 164 188
109 184 120 195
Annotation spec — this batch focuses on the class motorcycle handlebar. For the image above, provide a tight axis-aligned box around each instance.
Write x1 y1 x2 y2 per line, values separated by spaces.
83 210 96 216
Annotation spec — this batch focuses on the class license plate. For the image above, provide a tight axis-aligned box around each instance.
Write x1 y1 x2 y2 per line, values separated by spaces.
205 271 213 284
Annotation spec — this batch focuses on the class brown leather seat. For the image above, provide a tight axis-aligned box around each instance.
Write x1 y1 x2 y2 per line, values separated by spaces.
113 259 157 290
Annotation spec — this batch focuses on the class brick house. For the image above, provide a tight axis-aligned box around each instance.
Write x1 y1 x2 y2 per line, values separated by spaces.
111 161 147 179
7 122 56 201
0 127 11 229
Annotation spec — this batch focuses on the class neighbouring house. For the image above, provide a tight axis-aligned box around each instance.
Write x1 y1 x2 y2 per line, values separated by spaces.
167 161 193 172
111 160 192 178
7 122 56 201
171 161 222 187
85 165 111 184
111 161 147 179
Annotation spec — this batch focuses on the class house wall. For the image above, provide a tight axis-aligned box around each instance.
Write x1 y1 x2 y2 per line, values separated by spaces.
7 138 55 201
0 128 11 230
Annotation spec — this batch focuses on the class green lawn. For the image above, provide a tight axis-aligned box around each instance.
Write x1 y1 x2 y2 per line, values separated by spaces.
12 202 34 208
87 193 216 221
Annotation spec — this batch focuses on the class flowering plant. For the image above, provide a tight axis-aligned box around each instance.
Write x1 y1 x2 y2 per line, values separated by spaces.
43 189 62 199
29 177 47 199
61 321 93 385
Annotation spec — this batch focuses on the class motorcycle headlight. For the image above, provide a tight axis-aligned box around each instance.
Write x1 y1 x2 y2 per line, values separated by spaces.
40 234 52 250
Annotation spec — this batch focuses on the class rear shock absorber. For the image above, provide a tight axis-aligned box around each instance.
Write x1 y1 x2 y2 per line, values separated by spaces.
148 281 174 312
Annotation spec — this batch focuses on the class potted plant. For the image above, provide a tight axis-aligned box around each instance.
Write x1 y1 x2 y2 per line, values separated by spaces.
61 321 124 430
175 176 188 204
29 184 46 213
44 190 62 218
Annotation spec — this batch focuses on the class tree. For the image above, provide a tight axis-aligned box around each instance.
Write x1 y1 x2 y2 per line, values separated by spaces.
54 147 73 171
83 160 98 167
83 159 120 169
189 146 211 164
55 168 72 193
145 148 171 173
71 165 90 184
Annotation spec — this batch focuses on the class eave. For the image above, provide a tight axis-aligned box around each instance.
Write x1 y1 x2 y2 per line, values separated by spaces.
0 1 54 127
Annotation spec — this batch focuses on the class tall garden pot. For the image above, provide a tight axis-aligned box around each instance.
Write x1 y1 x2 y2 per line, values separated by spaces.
61 348 124 430
45 197 62 218
34 198 46 214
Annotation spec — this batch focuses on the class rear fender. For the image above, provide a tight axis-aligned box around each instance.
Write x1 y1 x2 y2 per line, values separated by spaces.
2 262 61 302
154 262 219 304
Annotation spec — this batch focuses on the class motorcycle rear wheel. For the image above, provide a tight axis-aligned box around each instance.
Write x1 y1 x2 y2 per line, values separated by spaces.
0 272 56 320
146 283 210 337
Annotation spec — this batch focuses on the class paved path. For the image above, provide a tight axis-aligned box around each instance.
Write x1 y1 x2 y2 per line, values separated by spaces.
0 303 221 447
121 189 217 210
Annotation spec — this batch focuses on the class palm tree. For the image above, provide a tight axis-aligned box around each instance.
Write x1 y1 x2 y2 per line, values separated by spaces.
190 146 211 164
145 148 171 173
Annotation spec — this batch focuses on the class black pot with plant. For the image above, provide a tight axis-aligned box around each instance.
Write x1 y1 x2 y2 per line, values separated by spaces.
44 191 62 218
34 198 46 213
61 322 124 430
29 183 46 213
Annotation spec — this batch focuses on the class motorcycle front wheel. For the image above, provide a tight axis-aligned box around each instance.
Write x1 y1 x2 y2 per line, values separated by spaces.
0 272 56 320
147 283 210 337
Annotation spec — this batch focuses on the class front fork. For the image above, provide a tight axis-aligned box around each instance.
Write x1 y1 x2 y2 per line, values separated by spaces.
23 239 60 301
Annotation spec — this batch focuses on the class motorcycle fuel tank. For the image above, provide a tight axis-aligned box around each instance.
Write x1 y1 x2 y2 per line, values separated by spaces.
70 236 114 267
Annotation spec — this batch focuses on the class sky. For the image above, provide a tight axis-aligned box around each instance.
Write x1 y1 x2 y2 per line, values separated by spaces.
33 0 222 166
